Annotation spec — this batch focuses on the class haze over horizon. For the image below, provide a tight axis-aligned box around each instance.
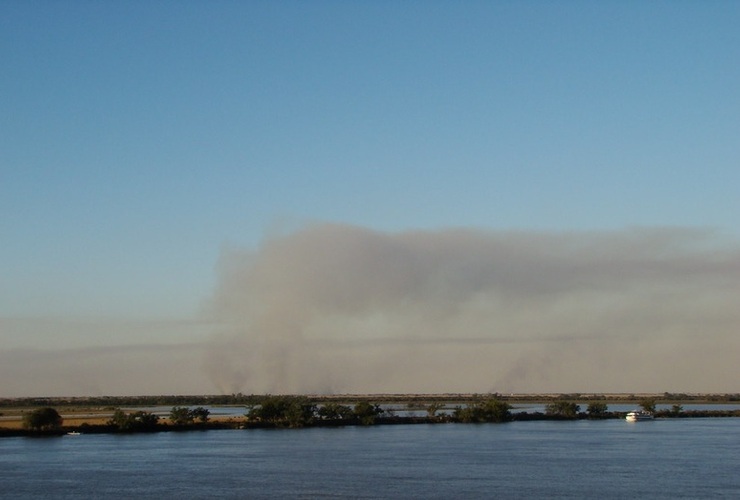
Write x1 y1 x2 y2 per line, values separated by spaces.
2 2 739 397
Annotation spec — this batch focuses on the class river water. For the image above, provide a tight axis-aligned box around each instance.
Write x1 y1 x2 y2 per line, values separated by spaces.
3 418 739 498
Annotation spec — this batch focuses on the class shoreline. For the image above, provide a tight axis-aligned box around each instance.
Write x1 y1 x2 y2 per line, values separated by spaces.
3 408 740 438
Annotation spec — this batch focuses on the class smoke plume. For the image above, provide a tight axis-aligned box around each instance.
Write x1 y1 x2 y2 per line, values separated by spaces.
205 223 740 394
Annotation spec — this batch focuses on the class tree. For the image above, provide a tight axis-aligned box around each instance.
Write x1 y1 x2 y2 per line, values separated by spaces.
670 404 683 415
586 402 608 418
479 398 512 423
248 396 317 427
248 397 285 423
109 409 127 429
168 406 210 426
284 398 317 428
109 409 159 432
23 407 63 431
639 399 656 413
545 401 580 419
190 407 210 423
318 402 353 421
452 398 511 423
452 405 476 423
426 403 443 418
170 407 194 425
353 401 384 425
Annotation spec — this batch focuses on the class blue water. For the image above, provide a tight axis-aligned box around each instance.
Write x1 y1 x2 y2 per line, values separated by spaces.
3 419 739 498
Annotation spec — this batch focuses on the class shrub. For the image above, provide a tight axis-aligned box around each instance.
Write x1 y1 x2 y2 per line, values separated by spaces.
23 407 63 431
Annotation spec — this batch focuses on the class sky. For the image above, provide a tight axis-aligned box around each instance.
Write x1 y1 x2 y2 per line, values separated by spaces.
1 1 739 397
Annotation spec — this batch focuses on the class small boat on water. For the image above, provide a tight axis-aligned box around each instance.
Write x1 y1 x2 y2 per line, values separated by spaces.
66 431 81 436
625 411 654 422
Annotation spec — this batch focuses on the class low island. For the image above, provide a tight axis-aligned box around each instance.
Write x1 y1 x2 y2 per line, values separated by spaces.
2 393 739 438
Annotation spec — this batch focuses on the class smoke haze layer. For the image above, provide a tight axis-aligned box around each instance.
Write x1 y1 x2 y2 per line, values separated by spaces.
205 224 740 394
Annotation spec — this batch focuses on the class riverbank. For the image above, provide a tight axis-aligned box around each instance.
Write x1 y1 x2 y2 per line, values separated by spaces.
3 409 740 438
4 393 740 437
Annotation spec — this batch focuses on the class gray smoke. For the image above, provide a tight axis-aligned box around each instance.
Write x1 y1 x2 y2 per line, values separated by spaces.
205 223 740 394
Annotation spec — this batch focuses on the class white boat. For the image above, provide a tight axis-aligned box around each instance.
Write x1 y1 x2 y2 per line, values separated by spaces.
625 411 654 422
66 431 81 436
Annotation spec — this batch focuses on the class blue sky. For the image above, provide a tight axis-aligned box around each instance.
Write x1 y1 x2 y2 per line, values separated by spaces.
2 2 739 396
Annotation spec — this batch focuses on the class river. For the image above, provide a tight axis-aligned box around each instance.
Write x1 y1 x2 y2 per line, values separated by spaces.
3 418 739 498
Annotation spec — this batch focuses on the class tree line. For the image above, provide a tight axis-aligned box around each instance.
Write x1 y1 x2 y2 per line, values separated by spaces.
15 396 740 435
6 392 740 410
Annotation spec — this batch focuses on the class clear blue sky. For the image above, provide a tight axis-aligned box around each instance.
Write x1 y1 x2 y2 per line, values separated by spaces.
2 2 739 395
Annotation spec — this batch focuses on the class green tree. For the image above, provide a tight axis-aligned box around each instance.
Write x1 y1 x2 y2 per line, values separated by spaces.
170 406 194 425
248 396 317 427
248 397 286 423
639 399 656 413
23 407 63 431
190 407 210 423
671 404 683 415
284 398 317 427
586 402 608 418
545 401 580 418
452 405 476 423
452 398 511 423
109 409 127 428
318 402 353 420
109 409 159 431
479 398 512 423
353 401 384 425
426 402 443 418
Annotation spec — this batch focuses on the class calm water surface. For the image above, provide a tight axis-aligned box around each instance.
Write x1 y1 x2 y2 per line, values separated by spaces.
3 419 739 498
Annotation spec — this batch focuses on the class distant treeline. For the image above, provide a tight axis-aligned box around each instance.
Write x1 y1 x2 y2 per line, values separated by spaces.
2 392 740 409
4 395 740 438
0 394 261 408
